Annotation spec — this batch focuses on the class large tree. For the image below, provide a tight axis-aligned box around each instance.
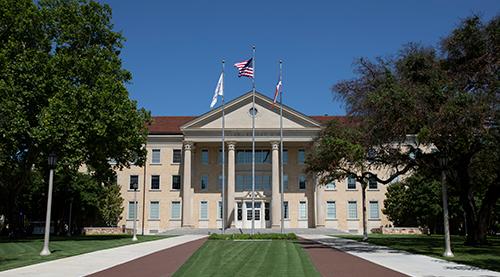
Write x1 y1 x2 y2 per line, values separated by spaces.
383 173 462 234
327 15 499 245
0 0 149 233
306 120 417 240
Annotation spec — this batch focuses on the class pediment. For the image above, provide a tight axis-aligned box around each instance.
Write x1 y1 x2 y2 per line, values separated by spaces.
181 92 321 131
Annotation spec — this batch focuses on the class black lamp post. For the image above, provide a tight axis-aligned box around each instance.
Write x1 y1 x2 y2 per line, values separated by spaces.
40 153 57 256
131 179 138 241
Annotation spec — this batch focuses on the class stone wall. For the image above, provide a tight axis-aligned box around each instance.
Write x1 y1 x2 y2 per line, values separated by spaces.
83 226 132 235
382 227 427 235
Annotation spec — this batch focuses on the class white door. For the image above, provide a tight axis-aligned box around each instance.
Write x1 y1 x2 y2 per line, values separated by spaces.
243 201 262 229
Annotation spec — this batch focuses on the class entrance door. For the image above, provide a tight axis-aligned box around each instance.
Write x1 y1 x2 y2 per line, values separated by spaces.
243 201 262 229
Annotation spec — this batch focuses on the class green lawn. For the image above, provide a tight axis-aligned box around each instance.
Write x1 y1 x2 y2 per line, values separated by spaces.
336 234 500 272
174 240 320 277
0 235 168 272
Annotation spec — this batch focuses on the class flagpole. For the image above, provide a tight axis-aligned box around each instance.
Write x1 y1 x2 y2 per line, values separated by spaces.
221 60 225 234
279 60 284 234
251 45 256 235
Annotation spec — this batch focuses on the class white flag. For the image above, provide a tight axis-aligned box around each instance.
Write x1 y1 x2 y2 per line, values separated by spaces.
210 72 224 108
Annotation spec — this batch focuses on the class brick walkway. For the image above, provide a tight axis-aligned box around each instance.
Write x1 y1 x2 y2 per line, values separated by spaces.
299 239 407 277
88 238 206 277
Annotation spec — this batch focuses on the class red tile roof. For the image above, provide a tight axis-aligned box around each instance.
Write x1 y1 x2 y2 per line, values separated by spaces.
147 115 348 134
147 116 195 134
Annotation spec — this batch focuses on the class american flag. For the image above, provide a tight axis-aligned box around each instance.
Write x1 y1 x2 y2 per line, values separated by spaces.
234 58 254 78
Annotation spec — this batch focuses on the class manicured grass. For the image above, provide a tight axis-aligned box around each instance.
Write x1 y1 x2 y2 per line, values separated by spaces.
174 240 320 277
0 235 168 272
336 234 500 272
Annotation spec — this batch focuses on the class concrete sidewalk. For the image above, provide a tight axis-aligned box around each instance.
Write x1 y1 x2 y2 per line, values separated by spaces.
300 234 500 277
0 234 206 277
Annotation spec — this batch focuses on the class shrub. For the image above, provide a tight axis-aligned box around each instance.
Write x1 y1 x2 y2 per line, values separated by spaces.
208 233 297 240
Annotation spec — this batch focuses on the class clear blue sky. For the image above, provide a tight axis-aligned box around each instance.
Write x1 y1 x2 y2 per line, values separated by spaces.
101 0 498 116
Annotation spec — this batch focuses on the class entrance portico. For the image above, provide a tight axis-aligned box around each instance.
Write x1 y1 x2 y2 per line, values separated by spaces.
179 92 322 229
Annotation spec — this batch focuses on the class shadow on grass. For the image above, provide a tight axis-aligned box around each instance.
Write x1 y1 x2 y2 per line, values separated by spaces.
0 235 133 243
334 234 500 272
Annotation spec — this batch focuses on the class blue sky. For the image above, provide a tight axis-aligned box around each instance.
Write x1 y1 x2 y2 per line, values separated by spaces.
102 0 498 116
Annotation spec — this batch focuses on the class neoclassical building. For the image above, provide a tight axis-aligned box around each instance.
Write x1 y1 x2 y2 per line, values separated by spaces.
117 92 391 234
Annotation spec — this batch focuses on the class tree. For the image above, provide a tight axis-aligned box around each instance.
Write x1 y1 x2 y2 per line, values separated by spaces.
383 174 462 233
306 120 417 240
0 0 149 234
330 15 499 244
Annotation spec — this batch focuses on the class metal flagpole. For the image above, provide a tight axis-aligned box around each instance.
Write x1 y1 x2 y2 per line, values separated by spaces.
221 60 225 234
251 45 256 235
279 60 284 234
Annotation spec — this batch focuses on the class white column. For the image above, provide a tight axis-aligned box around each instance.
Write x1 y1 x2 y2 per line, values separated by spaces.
182 142 193 227
316 176 325 227
227 142 236 228
271 141 281 228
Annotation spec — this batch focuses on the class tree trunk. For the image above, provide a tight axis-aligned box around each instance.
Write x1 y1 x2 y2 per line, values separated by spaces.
361 182 368 241
459 169 500 245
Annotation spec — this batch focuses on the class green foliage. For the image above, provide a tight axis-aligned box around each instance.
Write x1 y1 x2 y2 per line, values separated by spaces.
208 233 297 240
329 15 499 244
0 0 149 232
382 174 462 233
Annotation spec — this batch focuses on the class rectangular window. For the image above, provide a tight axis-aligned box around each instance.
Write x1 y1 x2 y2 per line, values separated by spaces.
282 175 288 192
172 149 182 163
152 149 161 164
200 201 208 220
129 175 139 190
128 201 138 220
348 201 358 219
325 181 336 190
171 201 181 219
368 176 378 190
298 149 305 164
150 201 160 219
347 175 356 190
265 202 270 221
237 202 242 220
326 201 336 219
299 175 306 190
218 201 223 219
200 175 208 190
282 149 288 164
283 201 289 219
151 175 160 190
201 149 209 165
218 149 223 164
218 175 223 191
370 201 380 219
172 175 181 190
236 150 271 164
299 201 307 219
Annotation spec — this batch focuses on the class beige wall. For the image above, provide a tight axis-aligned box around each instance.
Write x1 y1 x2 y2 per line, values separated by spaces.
117 138 393 234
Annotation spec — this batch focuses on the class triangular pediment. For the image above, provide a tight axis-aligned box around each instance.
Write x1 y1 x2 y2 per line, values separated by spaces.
181 92 321 131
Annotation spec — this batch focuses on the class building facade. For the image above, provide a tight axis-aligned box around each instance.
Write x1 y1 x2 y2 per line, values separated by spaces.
117 92 391 234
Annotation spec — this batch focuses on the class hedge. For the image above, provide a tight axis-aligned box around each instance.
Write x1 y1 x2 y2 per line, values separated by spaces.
208 233 297 240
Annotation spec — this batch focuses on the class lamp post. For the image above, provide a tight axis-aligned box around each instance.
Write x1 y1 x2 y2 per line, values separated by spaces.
439 155 454 257
40 153 57 256
131 180 138 241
